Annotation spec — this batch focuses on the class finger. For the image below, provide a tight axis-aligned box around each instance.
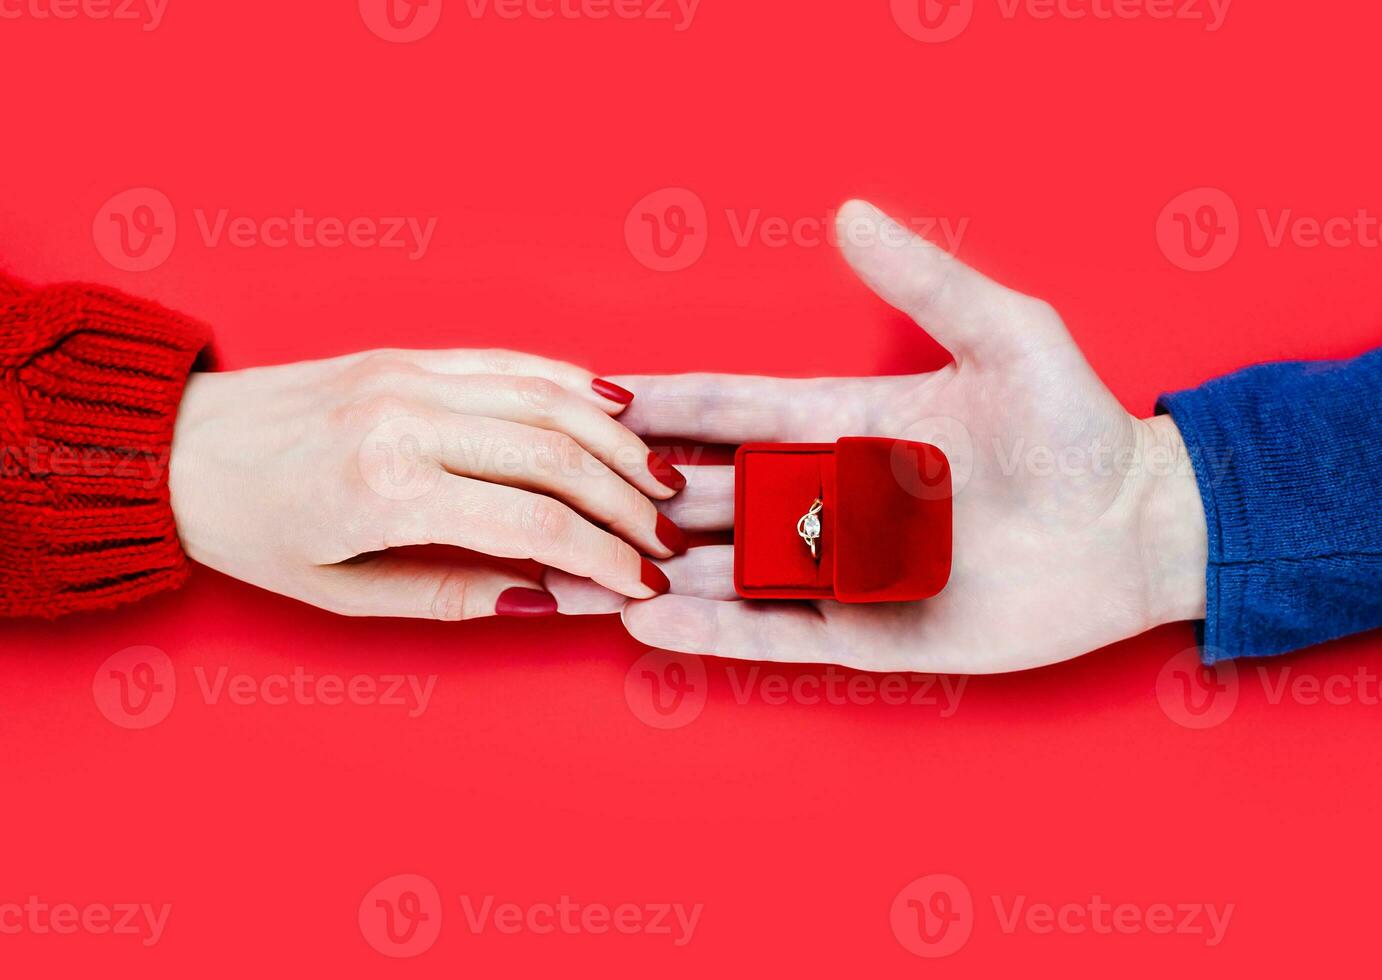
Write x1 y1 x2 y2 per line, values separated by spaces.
437 415 687 558
543 569 626 616
545 545 737 614
390 476 671 600
621 595 830 663
607 373 875 444
413 374 686 499
317 556 558 620
660 546 736 599
835 199 1063 363
655 465 734 531
367 348 636 413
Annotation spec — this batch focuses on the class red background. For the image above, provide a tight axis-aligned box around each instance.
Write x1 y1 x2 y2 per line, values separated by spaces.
3 0 1381 973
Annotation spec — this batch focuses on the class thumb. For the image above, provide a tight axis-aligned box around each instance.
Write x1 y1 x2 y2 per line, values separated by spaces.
835 199 1062 363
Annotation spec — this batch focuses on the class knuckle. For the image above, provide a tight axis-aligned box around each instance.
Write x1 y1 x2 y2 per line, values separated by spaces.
342 351 423 393
531 431 584 477
514 376 563 415
594 534 637 581
519 497 573 550
1017 294 1060 325
336 393 415 431
429 572 472 622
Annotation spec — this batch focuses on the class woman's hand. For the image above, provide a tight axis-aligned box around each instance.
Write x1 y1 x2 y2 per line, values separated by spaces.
168 348 687 620
548 200 1209 673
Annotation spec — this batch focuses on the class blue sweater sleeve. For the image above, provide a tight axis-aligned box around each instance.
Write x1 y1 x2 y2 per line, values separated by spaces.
1157 348 1382 664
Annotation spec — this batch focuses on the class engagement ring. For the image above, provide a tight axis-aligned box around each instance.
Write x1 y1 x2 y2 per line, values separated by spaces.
797 497 822 560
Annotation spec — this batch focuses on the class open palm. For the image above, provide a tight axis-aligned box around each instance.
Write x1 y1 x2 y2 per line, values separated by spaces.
550 200 1206 673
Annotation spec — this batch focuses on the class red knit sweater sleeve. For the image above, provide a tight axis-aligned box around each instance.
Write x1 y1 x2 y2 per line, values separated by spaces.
0 270 213 618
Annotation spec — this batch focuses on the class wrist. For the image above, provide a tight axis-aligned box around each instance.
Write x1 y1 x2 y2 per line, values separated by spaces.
168 371 220 564
1134 413 1209 629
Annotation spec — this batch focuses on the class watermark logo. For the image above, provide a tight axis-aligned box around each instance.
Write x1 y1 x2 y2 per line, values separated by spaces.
360 874 443 958
895 0 1231 41
93 188 177 273
891 874 974 957
1156 647 1238 729
625 187 708 272
357 413 445 502
627 660 967 728
359 0 443 41
1159 647 1382 728
896 417 975 498
93 646 176 730
1161 187 1382 271
624 649 707 729
891 0 974 43
892 874 1234 953
626 189 969 272
93 189 438 271
1157 187 1240 272
94 650 438 728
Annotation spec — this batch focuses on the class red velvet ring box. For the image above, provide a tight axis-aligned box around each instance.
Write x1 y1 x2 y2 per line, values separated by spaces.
733 437 953 602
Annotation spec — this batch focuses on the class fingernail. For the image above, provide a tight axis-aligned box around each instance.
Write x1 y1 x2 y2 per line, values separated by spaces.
647 450 687 492
655 513 688 556
640 558 671 596
592 378 635 405
496 587 559 617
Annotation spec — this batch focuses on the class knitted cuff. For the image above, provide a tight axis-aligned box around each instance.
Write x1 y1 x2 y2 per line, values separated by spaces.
1157 350 1382 664
0 278 213 618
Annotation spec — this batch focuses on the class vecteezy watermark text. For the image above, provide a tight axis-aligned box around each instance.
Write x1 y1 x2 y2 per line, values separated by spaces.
891 874 1233 958
195 666 436 718
625 652 968 730
0 897 171 947
625 188 968 272
1158 187 1382 272
94 646 439 729
358 874 702 958
358 0 699 42
93 188 439 272
194 209 437 260
0 440 169 490
726 665 966 715
460 896 702 945
1158 647 1382 729
0 0 167 30
892 0 1230 43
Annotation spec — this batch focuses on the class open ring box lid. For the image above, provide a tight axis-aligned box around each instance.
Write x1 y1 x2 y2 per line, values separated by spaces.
733 437 952 603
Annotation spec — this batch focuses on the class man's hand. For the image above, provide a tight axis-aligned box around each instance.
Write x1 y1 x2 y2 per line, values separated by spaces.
548 200 1208 673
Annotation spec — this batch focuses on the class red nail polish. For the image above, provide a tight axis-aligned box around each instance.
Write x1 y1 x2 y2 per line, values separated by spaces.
640 558 671 596
655 513 689 556
592 378 635 405
495 587 559 617
647 450 687 492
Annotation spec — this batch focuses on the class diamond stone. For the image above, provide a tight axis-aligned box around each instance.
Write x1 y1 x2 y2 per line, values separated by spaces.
801 514 821 537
